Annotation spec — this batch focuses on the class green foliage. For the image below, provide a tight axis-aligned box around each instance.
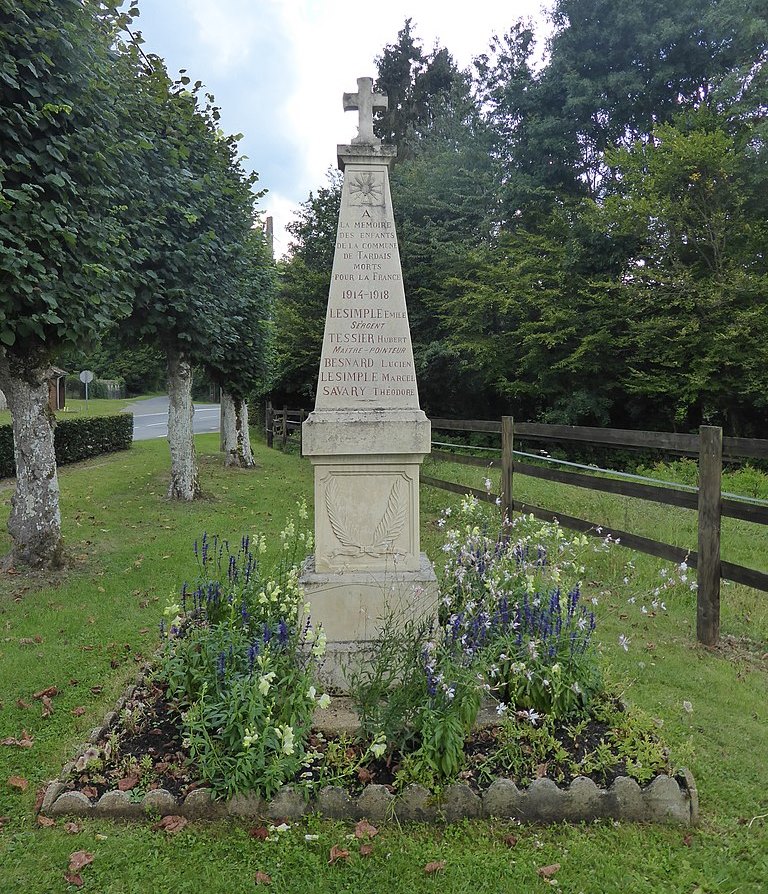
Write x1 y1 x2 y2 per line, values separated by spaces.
113 57 263 369
438 498 606 717
64 375 125 400
271 174 341 403
204 229 277 400
58 332 167 395
53 414 133 465
0 413 132 479
154 506 328 799
0 0 135 360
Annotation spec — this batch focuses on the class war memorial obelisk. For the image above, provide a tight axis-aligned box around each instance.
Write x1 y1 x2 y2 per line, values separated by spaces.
301 77 437 688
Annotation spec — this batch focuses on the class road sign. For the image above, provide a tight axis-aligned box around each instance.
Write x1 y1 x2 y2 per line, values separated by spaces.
79 370 94 384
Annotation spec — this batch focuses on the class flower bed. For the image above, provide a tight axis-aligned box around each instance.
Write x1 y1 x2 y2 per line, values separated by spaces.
42 498 698 825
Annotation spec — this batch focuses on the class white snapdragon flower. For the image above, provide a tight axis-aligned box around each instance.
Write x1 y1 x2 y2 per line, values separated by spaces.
370 733 387 759
312 628 327 658
275 724 295 755
258 671 276 695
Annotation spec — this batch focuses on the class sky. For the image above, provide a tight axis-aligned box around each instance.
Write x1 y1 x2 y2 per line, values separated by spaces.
134 1 552 258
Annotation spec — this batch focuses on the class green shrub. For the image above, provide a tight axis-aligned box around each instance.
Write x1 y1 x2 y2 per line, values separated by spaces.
65 374 125 399
0 413 132 478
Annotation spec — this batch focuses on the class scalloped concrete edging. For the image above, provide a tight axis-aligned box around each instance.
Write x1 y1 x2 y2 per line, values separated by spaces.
41 674 698 826
41 772 698 826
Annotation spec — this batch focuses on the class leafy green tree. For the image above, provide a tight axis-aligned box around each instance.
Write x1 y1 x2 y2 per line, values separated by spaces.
374 19 463 161
115 58 261 498
0 0 134 567
390 94 499 416
271 173 341 405
602 109 768 432
57 331 167 396
478 0 768 218
205 229 277 467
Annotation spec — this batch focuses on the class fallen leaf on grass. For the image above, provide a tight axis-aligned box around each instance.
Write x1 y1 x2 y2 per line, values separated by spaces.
357 767 373 784
424 861 445 874
354 819 378 839
64 822 82 835
504 834 518 848
359 843 374 857
80 785 98 800
537 863 561 879
7 776 28 791
254 871 272 886
68 851 94 872
33 686 58 699
153 815 188 834
89 686 103 695
249 826 269 840
683 833 693 847
41 695 54 718
37 815 55 828
328 845 350 865
1 731 34 748
34 785 47 813
16 699 29 709
64 872 84 888
72 707 86 717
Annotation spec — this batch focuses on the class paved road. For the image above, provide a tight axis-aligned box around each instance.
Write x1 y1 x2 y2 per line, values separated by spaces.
123 396 220 441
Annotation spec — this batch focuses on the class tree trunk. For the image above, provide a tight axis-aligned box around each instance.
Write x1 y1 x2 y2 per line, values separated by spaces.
0 354 63 568
166 347 200 500
221 388 256 468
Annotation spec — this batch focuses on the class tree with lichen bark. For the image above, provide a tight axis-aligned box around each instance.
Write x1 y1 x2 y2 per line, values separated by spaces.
116 58 262 497
0 1 135 567
209 230 276 468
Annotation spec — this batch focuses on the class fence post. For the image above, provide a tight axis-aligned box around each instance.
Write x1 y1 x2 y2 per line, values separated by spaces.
281 405 288 450
265 401 273 449
697 425 722 646
501 416 514 525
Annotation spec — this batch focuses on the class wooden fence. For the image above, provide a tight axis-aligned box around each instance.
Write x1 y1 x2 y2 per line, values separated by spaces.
265 403 306 450
425 417 768 647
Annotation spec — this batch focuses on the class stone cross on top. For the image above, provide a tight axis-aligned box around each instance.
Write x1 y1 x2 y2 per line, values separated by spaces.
343 76 387 146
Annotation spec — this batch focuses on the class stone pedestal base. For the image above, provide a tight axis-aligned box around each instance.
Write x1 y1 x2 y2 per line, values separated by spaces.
300 553 438 691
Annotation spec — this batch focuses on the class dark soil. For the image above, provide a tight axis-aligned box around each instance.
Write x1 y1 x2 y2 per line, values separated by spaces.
62 681 660 801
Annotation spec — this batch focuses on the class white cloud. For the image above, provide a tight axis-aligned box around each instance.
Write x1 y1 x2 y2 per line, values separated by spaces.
264 190 303 260
138 0 553 253
187 0 264 74
267 1 551 240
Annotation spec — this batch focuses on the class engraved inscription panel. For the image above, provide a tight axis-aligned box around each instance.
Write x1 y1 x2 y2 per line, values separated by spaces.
315 162 419 411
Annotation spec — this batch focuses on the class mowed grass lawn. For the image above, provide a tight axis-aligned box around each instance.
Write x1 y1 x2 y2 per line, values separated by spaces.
0 433 766 893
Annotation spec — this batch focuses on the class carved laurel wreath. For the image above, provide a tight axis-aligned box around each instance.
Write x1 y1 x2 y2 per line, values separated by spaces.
325 476 407 558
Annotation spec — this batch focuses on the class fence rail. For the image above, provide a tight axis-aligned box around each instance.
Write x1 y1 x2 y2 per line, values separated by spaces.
427 417 768 646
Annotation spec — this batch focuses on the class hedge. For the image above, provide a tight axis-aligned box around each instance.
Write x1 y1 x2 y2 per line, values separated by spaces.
0 413 133 479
